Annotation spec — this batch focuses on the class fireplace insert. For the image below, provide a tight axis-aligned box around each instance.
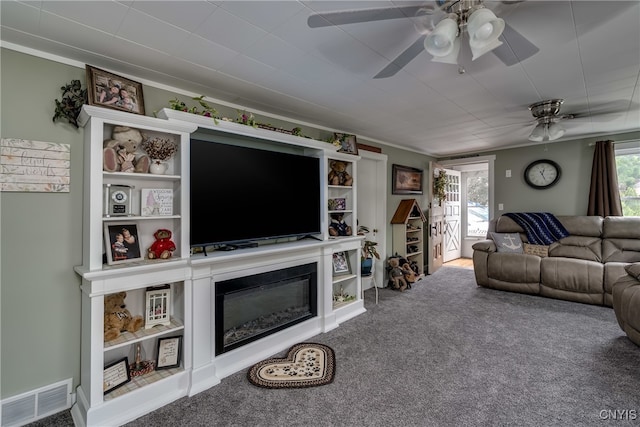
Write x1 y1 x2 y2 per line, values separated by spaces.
215 263 317 355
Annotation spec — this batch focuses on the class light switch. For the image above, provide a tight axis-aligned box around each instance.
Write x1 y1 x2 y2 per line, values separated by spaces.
505 169 511 178
498 203 504 211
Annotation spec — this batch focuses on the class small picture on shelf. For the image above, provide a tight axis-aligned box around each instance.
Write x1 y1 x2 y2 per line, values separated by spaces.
145 285 171 329
103 357 131 395
156 335 182 370
141 188 173 216
86 65 144 115
104 223 143 265
334 133 359 155
332 251 351 276
328 198 346 211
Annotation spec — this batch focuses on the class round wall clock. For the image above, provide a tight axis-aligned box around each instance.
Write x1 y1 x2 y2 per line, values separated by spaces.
524 159 561 189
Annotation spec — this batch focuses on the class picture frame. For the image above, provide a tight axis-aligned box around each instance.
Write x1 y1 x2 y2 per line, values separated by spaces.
334 133 359 155
332 251 351 276
103 357 131 395
328 198 346 211
145 284 172 329
86 65 145 115
104 223 143 265
156 335 182 370
141 188 173 216
392 164 424 195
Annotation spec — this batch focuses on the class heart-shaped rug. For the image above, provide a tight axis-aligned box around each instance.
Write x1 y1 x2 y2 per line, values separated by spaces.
247 343 335 389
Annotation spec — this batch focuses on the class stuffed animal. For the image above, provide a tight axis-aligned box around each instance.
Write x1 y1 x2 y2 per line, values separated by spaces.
402 262 418 288
104 291 144 342
103 126 150 173
328 160 353 186
387 257 408 291
329 213 352 236
147 229 176 259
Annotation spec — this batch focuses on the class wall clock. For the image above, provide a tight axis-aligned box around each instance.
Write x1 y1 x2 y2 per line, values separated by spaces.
524 159 561 189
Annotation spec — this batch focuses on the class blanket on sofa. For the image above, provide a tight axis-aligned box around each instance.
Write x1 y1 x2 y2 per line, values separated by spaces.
504 212 570 245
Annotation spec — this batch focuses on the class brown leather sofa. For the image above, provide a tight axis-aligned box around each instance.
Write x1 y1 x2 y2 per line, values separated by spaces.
472 215 640 307
612 264 640 346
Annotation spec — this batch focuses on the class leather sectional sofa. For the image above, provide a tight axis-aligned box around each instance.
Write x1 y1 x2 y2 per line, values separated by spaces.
472 215 640 307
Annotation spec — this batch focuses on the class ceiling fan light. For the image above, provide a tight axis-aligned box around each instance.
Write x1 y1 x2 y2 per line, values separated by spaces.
547 122 565 140
528 123 546 142
470 38 503 61
424 17 458 57
431 37 460 64
467 8 505 49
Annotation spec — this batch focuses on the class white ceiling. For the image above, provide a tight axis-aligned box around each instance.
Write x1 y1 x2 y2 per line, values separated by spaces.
1 0 639 157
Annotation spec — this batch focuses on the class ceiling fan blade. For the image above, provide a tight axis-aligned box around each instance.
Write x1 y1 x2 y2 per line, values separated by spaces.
568 100 638 122
374 35 426 79
491 22 539 66
308 5 431 28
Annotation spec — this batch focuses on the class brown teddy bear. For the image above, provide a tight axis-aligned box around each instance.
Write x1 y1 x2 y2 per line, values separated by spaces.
329 213 352 236
147 229 176 259
402 262 418 288
387 257 408 291
104 291 144 342
328 160 353 186
103 126 150 173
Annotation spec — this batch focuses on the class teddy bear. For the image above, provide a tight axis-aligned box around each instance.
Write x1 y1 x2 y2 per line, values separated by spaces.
328 160 353 186
103 126 150 173
104 291 144 342
387 257 408 291
147 228 176 259
402 262 418 288
329 213 352 236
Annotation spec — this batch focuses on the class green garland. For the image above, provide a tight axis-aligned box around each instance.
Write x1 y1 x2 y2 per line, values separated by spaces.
434 170 448 206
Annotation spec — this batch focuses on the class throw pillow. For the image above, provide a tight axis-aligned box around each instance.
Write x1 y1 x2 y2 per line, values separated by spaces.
523 243 549 257
625 263 640 280
490 232 524 253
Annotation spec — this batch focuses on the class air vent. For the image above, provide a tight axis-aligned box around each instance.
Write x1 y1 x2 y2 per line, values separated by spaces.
1 379 72 427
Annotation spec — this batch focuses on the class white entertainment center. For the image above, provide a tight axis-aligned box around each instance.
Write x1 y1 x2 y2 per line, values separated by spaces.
71 106 366 427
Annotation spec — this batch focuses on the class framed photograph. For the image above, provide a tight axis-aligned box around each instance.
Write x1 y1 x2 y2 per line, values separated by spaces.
334 133 359 155
145 285 172 329
392 164 424 195
156 335 182 370
104 223 143 265
86 65 145 115
103 357 131 395
328 198 346 211
332 251 351 276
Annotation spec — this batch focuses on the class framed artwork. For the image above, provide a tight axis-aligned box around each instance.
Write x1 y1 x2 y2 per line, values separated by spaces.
334 133 359 155
156 335 182 370
141 188 173 216
103 357 131 395
392 164 423 195
86 65 145 115
145 285 172 329
332 251 351 276
328 198 346 211
104 223 143 265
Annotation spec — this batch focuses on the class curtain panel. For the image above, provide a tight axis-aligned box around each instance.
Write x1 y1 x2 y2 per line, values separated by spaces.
587 140 623 216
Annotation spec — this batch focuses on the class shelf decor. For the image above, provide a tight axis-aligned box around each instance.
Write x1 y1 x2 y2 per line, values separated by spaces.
141 188 173 216
103 357 131 395
156 335 182 370
328 198 346 211
145 285 171 329
86 65 144 115
332 251 351 276
104 223 143 265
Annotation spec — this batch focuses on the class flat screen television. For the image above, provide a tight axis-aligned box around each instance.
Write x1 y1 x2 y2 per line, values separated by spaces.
190 139 321 249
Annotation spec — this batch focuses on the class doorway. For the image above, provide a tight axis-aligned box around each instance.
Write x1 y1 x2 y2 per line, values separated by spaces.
440 155 495 260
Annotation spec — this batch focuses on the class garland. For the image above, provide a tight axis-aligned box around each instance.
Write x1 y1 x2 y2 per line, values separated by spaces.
434 170 448 206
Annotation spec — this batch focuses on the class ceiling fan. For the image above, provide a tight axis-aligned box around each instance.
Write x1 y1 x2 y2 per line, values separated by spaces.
307 0 538 78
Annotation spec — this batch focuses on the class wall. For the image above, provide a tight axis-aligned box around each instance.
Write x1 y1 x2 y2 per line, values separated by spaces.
484 132 640 216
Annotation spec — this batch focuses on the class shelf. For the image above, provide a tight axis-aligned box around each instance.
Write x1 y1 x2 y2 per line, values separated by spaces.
407 251 423 256
103 215 181 222
104 317 185 350
328 185 353 190
332 273 357 284
104 366 184 401
328 210 352 215
332 299 357 310
104 171 181 181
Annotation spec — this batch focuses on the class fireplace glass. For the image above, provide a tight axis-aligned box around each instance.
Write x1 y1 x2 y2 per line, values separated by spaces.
215 263 317 355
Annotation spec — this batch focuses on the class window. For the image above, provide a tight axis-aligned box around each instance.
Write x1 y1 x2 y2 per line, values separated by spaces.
615 143 640 216
466 170 489 236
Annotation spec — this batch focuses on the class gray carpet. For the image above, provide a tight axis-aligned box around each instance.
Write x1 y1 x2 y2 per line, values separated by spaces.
31 267 640 426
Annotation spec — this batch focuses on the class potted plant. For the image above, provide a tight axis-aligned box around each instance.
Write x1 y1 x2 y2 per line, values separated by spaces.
359 226 380 275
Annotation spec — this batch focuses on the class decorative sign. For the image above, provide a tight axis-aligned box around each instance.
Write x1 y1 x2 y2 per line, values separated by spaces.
141 188 173 216
0 138 70 192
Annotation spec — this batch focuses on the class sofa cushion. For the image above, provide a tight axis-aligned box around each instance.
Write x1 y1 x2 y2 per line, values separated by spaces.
487 252 540 284
603 217 640 263
556 216 603 237
548 235 602 262
540 257 604 305
626 262 640 280
523 243 549 257
604 262 630 307
490 232 523 253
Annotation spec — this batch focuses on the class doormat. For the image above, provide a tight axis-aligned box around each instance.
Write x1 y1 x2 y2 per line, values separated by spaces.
247 343 335 389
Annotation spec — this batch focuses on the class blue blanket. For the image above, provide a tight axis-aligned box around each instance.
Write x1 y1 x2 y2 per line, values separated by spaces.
503 212 569 245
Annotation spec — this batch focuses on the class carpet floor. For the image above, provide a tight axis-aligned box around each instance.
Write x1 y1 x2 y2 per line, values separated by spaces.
31 266 640 426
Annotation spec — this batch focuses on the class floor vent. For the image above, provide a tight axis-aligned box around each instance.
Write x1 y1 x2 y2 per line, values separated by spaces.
1 379 72 427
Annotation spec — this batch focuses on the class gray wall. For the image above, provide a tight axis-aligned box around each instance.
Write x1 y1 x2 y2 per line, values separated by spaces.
1 46 636 400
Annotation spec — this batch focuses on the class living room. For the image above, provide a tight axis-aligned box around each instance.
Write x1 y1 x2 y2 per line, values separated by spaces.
1 1 640 426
